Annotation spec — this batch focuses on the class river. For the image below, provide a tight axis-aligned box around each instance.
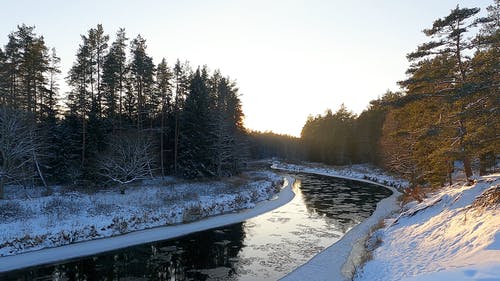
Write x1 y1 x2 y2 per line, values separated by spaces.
1 173 392 280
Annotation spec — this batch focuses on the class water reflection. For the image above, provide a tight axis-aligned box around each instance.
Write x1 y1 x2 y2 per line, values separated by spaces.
1 173 392 281
297 173 392 227
3 223 245 281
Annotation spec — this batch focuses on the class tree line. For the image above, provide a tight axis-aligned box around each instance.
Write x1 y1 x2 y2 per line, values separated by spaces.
0 24 247 198
301 2 499 186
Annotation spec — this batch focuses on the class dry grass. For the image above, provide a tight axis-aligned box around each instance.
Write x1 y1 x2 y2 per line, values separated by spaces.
401 186 429 204
351 218 387 280
471 185 500 210
223 174 252 188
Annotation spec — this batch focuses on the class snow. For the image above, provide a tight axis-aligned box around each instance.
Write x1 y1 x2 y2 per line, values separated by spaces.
4 160 496 281
272 161 409 190
275 161 402 281
400 263 500 281
0 171 294 272
355 174 500 281
278 162 500 281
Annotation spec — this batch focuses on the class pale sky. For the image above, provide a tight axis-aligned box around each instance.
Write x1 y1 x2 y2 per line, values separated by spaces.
0 0 492 136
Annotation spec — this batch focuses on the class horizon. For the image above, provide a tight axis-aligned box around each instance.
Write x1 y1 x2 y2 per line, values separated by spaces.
0 0 491 137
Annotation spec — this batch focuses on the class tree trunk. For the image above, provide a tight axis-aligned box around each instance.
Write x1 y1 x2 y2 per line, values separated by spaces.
97 52 101 118
448 159 454 186
82 113 86 167
0 176 4 199
463 155 473 180
479 152 494 176
119 64 123 129
33 146 48 189
174 111 179 175
160 108 165 179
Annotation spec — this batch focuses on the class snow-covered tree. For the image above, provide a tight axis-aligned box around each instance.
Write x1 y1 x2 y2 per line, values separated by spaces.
97 132 154 189
0 108 45 198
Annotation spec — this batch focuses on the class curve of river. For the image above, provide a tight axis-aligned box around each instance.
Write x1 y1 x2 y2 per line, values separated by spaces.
0 173 392 281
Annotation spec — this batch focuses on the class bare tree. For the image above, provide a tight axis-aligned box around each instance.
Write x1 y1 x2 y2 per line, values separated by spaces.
0 108 45 199
97 132 154 191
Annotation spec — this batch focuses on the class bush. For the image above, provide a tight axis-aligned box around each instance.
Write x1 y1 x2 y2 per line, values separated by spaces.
471 185 500 210
44 197 80 219
0 201 30 223
110 217 128 234
88 202 116 216
402 186 426 203
183 203 202 222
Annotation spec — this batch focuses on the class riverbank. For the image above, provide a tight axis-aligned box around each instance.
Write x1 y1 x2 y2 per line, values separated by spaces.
355 174 500 281
0 170 294 272
273 161 403 281
0 175 295 272
272 161 408 190
277 161 500 281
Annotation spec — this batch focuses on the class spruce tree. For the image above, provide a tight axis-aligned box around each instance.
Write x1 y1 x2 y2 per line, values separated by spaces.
178 67 213 178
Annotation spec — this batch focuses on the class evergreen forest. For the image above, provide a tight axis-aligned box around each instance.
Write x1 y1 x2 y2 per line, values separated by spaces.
0 24 248 198
0 2 498 199
258 3 499 187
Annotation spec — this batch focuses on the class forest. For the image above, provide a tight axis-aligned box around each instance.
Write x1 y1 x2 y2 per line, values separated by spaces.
302 4 499 186
0 2 498 200
266 3 499 187
0 24 249 198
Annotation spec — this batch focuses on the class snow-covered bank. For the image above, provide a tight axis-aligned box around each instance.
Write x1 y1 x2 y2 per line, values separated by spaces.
355 174 500 281
0 176 295 272
0 171 289 263
275 162 402 281
272 161 408 190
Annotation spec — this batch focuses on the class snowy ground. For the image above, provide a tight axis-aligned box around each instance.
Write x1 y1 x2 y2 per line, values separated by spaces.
273 161 403 281
0 171 283 259
355 174 500 281
0 176 296 273
272 161 409 190
278 161 500 281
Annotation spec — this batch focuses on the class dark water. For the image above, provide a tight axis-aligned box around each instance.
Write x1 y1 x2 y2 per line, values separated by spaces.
1 173 392 281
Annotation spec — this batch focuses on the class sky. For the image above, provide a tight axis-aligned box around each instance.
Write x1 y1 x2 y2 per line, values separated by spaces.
0 0 492 136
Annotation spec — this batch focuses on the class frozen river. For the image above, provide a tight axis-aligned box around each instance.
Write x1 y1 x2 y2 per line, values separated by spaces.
1 173 392 280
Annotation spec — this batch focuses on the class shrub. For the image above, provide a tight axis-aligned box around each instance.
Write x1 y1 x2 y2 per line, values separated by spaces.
0 201 30 223
44 197 80 219
183 203 202 222
471 185 500 210
88 202 116 216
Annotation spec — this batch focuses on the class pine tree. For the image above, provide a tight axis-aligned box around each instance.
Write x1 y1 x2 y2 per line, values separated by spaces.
468 1 500 174
172 59 191 174
103 28 128 126
0 48 8 105
3 32 21 109
1 25 50 118
400 5 482 181
156 58 173 178
474 0 500 49
301 105 356 165
67 36 92 168
129 35 155 129
40 47 60 123
87 24 109 117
